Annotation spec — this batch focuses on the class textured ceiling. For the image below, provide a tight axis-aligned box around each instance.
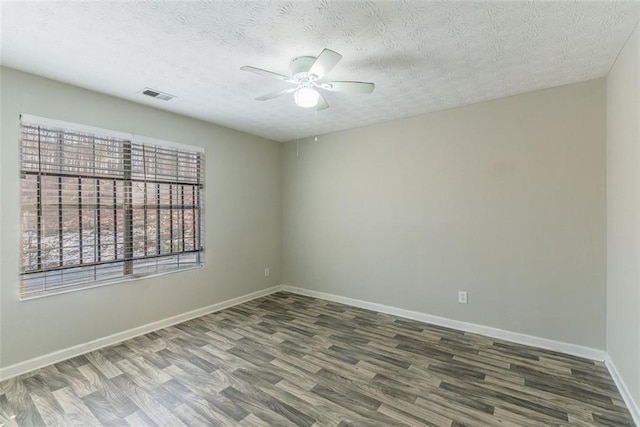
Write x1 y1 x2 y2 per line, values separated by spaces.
2 1 640 142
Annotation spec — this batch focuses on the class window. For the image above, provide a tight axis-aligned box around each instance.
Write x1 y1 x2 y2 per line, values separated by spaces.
19 115 204 299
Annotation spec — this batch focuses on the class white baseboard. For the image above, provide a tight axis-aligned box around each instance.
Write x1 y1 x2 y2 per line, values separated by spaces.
605 355 640 426
280 285 607 362
0 285 284 381
0 283 614 389
3 283 635 423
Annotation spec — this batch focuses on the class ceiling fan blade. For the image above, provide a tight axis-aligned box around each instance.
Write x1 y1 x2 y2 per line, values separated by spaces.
308 49 342 79
255 87 297 101
321 81 375 94
241 65 291 81
316 93 329 111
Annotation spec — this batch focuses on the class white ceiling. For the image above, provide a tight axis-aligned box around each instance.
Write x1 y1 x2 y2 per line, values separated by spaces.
2 1 640 142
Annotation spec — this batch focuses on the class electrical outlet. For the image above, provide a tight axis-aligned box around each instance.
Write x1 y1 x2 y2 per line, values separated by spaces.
264 267 270 277
458 291 468 304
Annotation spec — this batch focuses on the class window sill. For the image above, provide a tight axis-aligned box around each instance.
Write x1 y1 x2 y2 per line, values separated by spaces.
19 264 204 301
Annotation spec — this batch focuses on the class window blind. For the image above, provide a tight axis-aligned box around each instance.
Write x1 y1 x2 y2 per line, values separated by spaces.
19 115 204 299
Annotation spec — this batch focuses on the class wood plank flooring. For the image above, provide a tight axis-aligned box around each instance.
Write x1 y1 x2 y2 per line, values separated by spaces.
0 291 634 426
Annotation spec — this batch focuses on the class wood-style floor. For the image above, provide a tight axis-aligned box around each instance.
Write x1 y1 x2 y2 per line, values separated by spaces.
0 292 634 426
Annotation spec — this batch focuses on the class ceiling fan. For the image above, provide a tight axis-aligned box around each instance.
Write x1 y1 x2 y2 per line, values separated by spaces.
241 48 375 110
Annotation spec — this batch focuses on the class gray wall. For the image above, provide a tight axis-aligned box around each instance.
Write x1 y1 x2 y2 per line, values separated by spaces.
0 67 282 367
283 79 607 350
0 65 617 377
607 22 640 409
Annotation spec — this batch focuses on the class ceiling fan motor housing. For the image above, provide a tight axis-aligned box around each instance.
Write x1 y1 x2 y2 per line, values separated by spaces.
291 56 317 82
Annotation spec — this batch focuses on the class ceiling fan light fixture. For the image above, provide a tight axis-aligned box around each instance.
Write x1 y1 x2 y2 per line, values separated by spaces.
294 87 319 108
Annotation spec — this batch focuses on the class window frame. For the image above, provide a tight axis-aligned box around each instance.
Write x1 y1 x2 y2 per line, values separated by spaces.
19 114 205 300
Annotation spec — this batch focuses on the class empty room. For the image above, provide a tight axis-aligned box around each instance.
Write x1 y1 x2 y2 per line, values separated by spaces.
1 1 639 426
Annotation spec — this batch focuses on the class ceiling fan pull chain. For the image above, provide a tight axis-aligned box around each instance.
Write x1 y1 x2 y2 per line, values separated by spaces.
314 108 318 142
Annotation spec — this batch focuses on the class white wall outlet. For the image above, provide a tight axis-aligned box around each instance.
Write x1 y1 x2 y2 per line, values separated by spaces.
458 291 468 304
264 267 270 277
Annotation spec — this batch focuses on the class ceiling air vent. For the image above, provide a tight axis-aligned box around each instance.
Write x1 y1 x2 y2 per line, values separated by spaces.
139 87 175 101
